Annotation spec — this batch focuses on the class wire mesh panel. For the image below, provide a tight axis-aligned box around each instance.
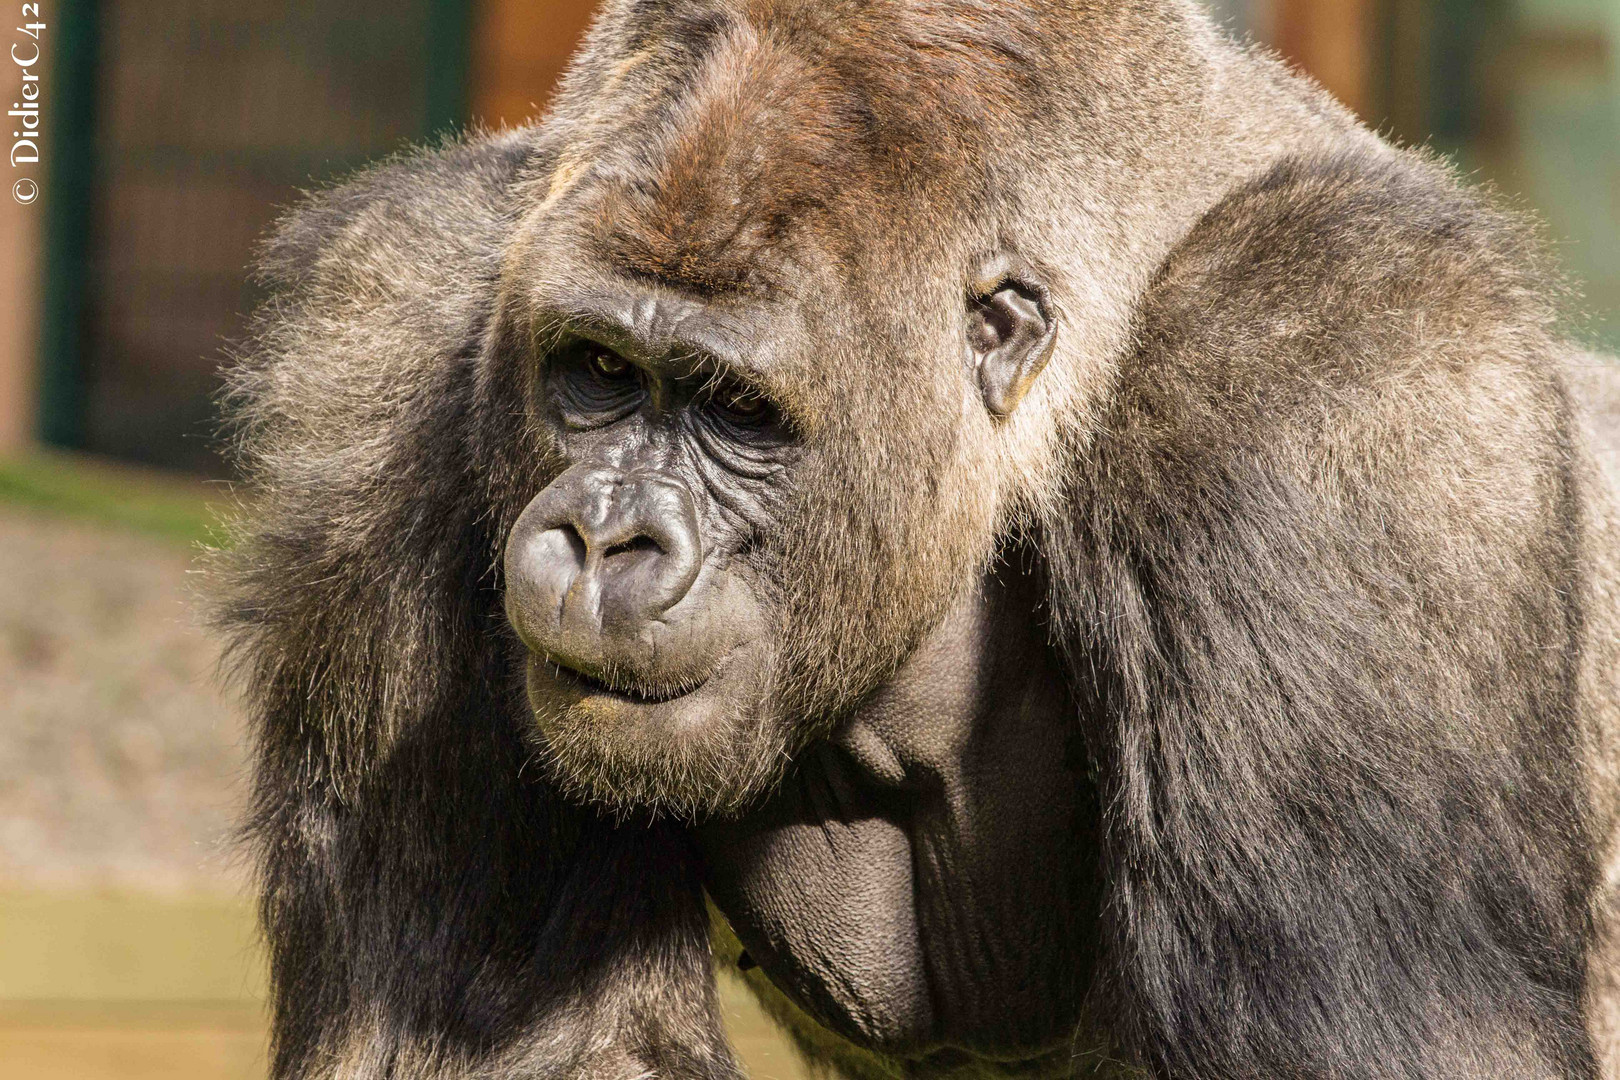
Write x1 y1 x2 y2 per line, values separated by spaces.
80 0 441 471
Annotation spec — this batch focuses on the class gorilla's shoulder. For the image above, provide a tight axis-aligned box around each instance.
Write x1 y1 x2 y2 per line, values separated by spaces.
1159 144 1553 310
1118 145 1566 451
227 128 549 462
253 127 545 299
223 129 550 537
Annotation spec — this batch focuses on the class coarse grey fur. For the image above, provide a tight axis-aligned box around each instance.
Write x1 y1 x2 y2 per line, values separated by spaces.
213 0 1620 1077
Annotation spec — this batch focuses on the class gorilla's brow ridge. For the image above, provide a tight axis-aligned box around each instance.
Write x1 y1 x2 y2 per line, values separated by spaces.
529 289 774 388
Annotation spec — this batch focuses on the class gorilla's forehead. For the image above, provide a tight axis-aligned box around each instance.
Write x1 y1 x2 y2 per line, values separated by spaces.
581 36 886 296
539 0 1052 298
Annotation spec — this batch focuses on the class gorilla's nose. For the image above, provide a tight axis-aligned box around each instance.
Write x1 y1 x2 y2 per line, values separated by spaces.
504 466 702 673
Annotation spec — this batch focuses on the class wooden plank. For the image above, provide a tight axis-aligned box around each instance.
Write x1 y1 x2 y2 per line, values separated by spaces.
0 1027 266 1080
0 178 41 453
0 893 262 1004
0 891 811 1079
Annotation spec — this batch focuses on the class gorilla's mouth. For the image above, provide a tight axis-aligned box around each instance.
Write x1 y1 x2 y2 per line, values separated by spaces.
522 639 782 820
540 656 705 705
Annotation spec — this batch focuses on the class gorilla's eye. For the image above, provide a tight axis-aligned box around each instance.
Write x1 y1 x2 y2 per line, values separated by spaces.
711 383 772 425
586 347 633 381
553 342 644 429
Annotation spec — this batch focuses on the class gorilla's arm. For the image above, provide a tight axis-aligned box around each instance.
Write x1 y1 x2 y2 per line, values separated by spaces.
1043 147 1602 1079
217 133 739 1080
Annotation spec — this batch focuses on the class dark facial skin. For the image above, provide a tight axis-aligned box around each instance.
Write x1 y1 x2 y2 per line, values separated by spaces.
502 271 1068 1070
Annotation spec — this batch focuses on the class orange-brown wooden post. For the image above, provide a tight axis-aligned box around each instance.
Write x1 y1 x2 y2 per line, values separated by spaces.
1272 0 1377 119
469 0 602 129
0 195 40 453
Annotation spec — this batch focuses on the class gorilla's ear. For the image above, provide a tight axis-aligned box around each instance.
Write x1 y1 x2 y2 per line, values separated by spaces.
968 259 1058 419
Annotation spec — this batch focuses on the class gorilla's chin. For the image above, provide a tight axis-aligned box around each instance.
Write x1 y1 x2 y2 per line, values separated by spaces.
522 645 787 820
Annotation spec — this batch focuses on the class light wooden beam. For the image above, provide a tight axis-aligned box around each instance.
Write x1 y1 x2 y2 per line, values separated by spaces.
0 193 40 453
469 0 600 129
1273 0 1376 119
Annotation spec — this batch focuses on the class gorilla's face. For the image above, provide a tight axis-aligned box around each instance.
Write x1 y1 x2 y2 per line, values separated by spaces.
502 285 796 818
483 0 1068 820
500 262 1058 820
498 160 1060 821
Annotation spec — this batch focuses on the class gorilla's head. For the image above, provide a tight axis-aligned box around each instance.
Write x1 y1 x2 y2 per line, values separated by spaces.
488 10 1094 819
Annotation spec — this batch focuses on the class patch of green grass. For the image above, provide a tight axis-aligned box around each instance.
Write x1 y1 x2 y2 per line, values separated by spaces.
0 451 228 548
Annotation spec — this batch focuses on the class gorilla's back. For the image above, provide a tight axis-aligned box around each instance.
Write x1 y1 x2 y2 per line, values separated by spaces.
1572 352 1620 493
1571 349 1620 1073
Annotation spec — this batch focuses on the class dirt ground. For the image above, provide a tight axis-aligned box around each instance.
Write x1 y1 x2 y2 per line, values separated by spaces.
0 503 246 893
0 496 809 1080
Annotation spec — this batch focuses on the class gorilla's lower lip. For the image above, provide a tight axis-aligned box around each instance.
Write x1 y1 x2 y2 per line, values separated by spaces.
539 657 705 705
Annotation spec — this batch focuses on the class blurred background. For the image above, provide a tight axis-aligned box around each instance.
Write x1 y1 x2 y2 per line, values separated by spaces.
0 1 1616 1077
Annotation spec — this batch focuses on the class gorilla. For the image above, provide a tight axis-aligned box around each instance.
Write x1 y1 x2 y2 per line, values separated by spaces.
216 0 1620 1077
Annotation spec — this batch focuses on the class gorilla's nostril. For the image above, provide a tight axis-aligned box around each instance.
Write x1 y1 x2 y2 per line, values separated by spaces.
507 465 704 644
556 524 588 565
603 534 663 561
